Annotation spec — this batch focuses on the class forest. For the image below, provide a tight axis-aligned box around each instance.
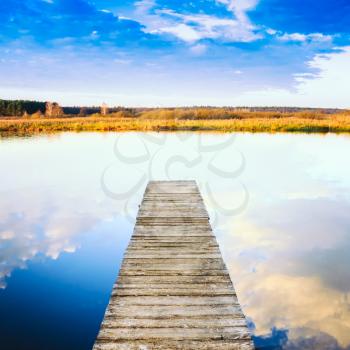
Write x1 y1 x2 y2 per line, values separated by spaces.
0 99 46 116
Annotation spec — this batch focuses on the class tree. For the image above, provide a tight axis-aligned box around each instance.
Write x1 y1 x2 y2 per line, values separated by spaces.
0 99 46 116
45 102 63 117
79 107 87 117
101 103 109 116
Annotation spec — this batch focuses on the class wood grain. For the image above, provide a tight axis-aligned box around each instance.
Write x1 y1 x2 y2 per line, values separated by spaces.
93 180 254 350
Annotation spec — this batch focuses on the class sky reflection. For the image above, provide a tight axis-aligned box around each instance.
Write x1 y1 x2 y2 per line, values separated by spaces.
214 133 350 349
0 132 350 349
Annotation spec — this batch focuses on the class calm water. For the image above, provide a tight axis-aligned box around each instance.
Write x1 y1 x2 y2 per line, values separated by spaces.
1 132 350 350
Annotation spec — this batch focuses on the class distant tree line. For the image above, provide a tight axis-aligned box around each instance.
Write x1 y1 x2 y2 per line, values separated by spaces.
60 106 135 116
0 99 136 117
62 106 131 115
0 99 46 116
62 106 100 115
0 98 346 118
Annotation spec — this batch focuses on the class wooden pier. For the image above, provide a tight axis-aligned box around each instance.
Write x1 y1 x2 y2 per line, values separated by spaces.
94 181 254 350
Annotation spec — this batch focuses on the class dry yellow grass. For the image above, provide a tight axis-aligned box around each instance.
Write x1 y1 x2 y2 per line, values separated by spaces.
1 113 350 136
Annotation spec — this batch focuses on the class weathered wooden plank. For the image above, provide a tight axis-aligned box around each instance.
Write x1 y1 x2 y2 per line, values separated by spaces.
123 254 223 259
109 296 238 305
114 283 234 290
116 275 232 284
94 341 254 350
104 305 244 318
97 327 251 341
101 317 248 329
118 270 230 276
126 249 220 254
122 257 225 270
121 257 226 262
94 181 254 350
128 240 219 245
126 244 219 249
119 264 228 272
111 289 236 297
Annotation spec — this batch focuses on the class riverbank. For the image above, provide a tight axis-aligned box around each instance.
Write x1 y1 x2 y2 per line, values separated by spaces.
1 115 350 135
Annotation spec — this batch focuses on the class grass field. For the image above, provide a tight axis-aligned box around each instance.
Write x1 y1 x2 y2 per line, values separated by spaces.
1 111 350 136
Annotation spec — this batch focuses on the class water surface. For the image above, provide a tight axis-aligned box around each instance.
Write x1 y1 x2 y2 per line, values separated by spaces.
1 132 349 349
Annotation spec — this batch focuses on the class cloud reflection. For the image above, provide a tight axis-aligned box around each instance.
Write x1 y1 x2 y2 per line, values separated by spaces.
220 196 350 348
0 187 119 289
253 327 350 350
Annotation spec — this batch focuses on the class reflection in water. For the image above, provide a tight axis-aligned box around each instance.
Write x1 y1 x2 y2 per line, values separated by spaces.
224 204 350 349
0 132 349 349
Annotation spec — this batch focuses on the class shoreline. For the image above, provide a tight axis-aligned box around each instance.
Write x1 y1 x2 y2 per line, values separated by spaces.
1 116 350 136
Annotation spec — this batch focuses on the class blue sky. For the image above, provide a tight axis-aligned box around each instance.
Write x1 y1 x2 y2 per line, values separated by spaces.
0 0 349 107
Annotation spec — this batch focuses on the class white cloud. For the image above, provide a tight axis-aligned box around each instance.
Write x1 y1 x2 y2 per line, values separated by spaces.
133 0 261 43
153 10 261 42
279 32 307 42
266 28 277 35
159 23 201 42
308 33 333 42
278 32 333 43
216 0 259 23
134 0 156 14
233 46 350 108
